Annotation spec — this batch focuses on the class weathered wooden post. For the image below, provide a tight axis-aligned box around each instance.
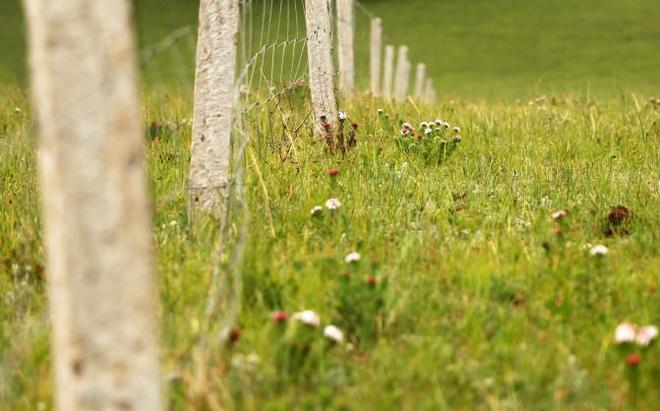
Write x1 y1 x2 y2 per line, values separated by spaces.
22 0 163 409
394 45 410 102
337 0 355 96
369 18 382 97
305 0 338 134
424 78 437 104
382 45 395 100
190 0 240 213
414 63 426 99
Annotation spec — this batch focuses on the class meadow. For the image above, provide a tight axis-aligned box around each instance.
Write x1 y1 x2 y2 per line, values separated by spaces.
1 0 660 410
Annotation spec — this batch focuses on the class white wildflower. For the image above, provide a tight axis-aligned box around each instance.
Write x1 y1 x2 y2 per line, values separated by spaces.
345 251 361 263
338 112 348 121
310 206 323 216
590 244 609 257
636 325 658 347
552 209 568 221
420 121 429 129
614 322 636 344
293 310 321 327
324 325 344 343
424 127 433 135
325 198 342 210
453 126 461 133
377 108 384 114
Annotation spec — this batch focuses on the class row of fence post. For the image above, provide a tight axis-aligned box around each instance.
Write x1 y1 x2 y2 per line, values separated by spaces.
21 0 441 409
336 1 437 104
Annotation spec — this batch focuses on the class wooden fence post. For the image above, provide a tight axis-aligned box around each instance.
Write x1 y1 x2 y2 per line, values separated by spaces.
22 0 163 409
370 18 382 97
337 0 355 96
305 0 338 135
394 45 410 102
414 63 426 99
382 45 395 100
190 0 240 213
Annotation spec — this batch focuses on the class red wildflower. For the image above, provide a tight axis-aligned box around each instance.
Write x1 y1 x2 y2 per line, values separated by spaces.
626 353 641 367
327 167 340 177
272 311 288 323
366 276 378 286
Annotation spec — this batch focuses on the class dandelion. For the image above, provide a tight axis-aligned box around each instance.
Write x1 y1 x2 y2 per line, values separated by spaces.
636 325 658 347
552 209 568 221
293 310 321 327
325 198 342 210
590 244 609 257
310 206 323 216
615 322 636 344
338 112 348 122
345 251 361 263
324 325 344 343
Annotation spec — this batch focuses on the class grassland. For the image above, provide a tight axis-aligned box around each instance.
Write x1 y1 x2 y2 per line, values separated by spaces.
2 0 660 99
1 85 659 409
1 0 660 410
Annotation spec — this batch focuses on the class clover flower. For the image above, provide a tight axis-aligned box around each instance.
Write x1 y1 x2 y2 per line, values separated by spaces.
401 128 410 136
552 209 568 221
325 198 342 210
293 310 321 327
615 322 636 344
590 244 609 257
338 112 348 121
311 206 323 216
424 127 433 135
636 325 658 347
345 251 361 263
323 325 345 343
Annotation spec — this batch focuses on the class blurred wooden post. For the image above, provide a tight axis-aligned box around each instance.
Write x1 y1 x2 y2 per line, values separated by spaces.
369 18 382 97
414 63 426 99
394 45 410 102
305 0 338 135
424 78 437 104
337 0 355 96
190 0 240 213
22 0 163 410
382 45 395 100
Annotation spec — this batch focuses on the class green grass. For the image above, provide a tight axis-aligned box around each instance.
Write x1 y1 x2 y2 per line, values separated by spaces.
2 0 659 99
1 85 659 409
1 0 660 409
